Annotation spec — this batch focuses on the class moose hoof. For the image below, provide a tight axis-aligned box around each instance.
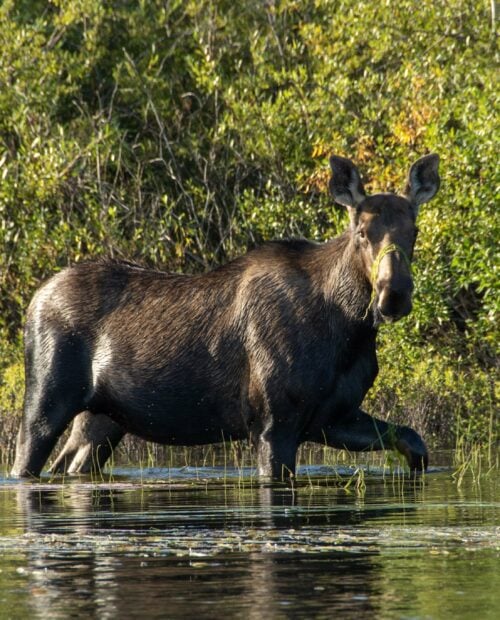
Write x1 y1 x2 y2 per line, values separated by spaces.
395 430 428 472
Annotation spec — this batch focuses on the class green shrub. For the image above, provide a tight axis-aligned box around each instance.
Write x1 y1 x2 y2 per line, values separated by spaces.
0 361 24 466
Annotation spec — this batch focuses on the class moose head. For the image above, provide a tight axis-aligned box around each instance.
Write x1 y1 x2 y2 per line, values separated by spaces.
329 154 440 324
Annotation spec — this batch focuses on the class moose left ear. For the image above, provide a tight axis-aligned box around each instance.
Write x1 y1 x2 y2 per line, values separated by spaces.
405 154 440 214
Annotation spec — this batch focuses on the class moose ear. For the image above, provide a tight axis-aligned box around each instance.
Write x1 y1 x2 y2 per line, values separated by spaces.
329 155 366 209
405 154 440 214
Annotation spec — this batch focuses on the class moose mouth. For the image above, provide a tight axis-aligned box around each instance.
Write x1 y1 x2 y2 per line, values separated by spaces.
373 297 413 326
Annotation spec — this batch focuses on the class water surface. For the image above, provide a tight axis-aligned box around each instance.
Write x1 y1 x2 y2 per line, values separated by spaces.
0 462 498 619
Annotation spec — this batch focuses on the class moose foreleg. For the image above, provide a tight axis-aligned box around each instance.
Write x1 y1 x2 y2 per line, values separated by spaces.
313 409 428 471
256 429 298 481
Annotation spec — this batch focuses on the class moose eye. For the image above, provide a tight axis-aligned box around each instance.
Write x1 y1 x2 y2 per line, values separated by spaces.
357 229 366 239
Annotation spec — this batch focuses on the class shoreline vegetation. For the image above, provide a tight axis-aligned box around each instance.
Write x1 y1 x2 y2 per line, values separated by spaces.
0 1 497 469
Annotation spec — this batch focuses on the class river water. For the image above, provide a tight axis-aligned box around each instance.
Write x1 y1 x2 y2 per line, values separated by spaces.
0 459 498 619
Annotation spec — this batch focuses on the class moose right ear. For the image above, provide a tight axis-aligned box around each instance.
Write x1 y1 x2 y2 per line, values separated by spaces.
329 156 366 209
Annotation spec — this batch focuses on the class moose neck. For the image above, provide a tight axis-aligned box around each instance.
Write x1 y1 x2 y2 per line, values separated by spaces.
313 231 374 326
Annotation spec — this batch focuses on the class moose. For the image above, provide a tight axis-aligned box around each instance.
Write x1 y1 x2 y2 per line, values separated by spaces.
11 154 440 480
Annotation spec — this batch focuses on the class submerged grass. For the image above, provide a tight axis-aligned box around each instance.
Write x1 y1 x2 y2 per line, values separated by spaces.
1 436 497 492
1 432 497 493
63 441 497 495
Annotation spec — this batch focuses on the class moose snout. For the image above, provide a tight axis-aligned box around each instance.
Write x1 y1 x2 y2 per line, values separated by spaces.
376 277 413 322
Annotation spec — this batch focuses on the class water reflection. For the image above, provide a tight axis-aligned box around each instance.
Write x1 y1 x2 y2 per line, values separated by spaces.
0 467 498 619
13 473 427 534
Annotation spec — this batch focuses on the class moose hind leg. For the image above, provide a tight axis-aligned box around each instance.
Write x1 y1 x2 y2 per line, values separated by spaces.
11 333 92 478
313 409 428 471
50 411 125 475
12 393 87 478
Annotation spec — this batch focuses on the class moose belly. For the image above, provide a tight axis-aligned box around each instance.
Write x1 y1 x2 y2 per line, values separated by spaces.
89 374 247 445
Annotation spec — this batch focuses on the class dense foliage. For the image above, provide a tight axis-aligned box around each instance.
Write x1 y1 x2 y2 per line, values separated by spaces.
0 0 497 463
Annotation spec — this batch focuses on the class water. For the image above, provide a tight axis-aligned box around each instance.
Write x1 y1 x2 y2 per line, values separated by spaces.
0 461 498 619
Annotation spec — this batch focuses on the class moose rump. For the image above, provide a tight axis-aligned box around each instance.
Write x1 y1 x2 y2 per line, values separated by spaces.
11 154 440 480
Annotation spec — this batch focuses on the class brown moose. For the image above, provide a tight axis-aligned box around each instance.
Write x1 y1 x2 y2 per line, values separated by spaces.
11 154 440 480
